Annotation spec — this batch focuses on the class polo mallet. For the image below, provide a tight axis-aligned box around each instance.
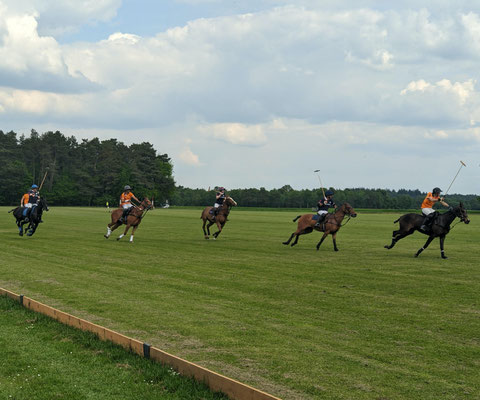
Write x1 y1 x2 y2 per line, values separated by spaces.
39 167 49 191
444 161 466 196
314 170 326 198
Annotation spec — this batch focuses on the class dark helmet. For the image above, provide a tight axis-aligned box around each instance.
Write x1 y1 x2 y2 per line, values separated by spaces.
219 187 225 192
325 190 334 196
432 187 442 194
124 185 132 191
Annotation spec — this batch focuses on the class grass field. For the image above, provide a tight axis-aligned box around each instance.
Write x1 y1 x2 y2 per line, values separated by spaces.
0 295 227 400
1 206 479 399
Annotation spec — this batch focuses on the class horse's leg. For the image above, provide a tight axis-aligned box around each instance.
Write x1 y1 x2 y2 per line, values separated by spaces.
202 219 209 239
212 221 223 239
105 222 115 238
291 228 312 247
282 233 295 245
17 220 24 236
384 228 415 249
331 232 339 251
117 224 130 241
316 232 329 251
414 235 435 258
129 225 138 243
439 235 447 259
207 220 214 236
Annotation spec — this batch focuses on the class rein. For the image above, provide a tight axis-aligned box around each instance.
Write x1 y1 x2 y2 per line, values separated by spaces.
340 215 352 227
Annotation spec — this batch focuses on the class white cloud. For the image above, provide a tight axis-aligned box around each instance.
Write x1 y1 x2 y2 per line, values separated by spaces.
2 1 480 193
179 146 202 166
207 123 267 146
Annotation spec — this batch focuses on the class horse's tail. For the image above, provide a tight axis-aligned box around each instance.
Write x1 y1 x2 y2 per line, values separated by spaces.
8 208 16 213
393 218 400 223
293 215 301 222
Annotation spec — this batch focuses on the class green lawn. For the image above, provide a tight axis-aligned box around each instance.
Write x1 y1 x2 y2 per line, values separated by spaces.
0 295 227 400
1 206 479 399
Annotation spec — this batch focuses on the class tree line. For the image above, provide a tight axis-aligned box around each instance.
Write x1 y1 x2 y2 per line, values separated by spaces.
0 130 175 206
1 130 478 209
172 185 480 210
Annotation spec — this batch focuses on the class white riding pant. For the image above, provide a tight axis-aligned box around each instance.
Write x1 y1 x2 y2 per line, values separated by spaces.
317 210 328 216
24 203 33 208
422 208 435 216
122 204 133 210
214 203 221 209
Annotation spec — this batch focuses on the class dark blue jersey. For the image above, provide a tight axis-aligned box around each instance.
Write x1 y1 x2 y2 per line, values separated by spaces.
28 190 40 204
317 197 335 211
216 192 226 204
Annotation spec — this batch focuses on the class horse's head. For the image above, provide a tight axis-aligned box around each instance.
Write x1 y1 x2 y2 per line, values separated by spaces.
342 202 357 218
225 196 237 207
141 197 153 210
39 197 49 212
454 202 470 224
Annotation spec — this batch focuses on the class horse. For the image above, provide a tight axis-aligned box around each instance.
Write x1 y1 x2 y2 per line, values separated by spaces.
9 197 49 237
282 203 357 251
200 196 237 239
104 197 152 242
384 203 470 259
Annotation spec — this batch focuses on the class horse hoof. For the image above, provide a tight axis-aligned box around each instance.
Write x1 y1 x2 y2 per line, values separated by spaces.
116 238 121 241
104 235 109 239
442 256 448 259
19 232 23 236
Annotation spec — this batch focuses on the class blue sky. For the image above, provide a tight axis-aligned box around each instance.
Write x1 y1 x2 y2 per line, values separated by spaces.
1 0 479 194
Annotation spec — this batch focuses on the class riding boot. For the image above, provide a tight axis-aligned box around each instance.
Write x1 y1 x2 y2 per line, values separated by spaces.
120 209 129 223
314 214 325 228
212 208 218 220
421 212 437 232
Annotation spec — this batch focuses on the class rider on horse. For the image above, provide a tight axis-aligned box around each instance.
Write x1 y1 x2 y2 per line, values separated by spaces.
20 184 40 221
119 185 140 223
314 189 336 228
420 187 449 232
212 187 226 220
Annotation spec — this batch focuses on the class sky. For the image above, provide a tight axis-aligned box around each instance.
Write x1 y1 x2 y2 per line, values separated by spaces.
1 0 480 194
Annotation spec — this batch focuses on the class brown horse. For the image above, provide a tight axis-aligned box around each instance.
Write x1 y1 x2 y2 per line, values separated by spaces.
201 196 237 239
104 197 152 242
282 202 357 251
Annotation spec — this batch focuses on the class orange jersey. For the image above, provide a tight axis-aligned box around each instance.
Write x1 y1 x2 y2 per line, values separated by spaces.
421 192 439 209
120 192 135 206
21 193 29 206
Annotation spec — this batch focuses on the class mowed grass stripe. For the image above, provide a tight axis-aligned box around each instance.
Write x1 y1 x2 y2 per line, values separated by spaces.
1 207 479 399
0 295 228 400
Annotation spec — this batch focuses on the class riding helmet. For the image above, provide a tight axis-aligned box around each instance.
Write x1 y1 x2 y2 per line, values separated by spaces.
325 189 334 196
31 184 38 189
124 185 132 191
432 187 442 194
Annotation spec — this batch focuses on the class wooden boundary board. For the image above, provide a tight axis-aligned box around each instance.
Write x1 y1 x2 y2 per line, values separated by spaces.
0 287 281 400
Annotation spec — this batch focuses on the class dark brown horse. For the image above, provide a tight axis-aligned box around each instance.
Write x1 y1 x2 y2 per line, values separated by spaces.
283 203 357 251
201 196 237 239
384 203 470 259
104 197 152 242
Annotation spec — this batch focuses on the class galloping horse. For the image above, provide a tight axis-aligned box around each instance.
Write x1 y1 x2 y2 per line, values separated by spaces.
9 197 49 237
283 203 357 251
104 197 152 242
384 203 470 259
201 196 237 239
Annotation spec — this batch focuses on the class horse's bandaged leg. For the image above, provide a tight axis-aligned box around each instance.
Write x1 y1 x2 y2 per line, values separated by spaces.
130 235 134 242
